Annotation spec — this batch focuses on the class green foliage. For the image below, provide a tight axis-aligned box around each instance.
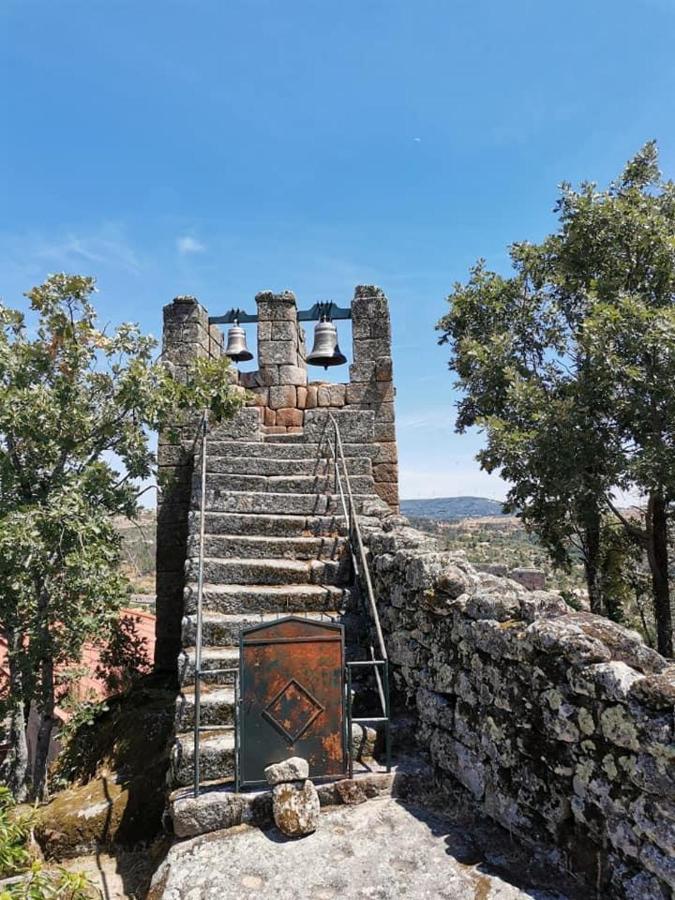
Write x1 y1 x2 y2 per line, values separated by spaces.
0 864 94 900
438 143 674 654
94 615 151 695
0 787 33 877
0 786 93 898
0 274 242 796
48 700 109 794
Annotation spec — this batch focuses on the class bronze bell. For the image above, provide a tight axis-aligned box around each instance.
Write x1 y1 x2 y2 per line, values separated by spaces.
306 315 347 369
224 320 253 362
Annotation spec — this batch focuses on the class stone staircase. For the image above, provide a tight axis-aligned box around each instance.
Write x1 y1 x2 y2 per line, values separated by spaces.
171 426 388 789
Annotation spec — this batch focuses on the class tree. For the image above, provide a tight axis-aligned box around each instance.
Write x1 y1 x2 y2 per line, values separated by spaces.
438 143 675 656
0 274 241 799
437 260 623 616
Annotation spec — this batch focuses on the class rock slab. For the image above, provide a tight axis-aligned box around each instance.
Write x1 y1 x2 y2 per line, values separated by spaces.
150 799 558 899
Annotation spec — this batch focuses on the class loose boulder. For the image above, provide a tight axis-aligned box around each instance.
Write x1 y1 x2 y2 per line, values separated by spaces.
264 756 309 786
271 780 320 837
264 756 320 837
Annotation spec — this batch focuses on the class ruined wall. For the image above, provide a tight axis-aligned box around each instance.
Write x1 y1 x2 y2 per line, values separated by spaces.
366 519 675 899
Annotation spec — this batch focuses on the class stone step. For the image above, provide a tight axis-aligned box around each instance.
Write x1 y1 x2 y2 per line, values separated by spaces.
182 610 341 647
196 511 384 538
171 729 235 787
176 686 235 729
202 473 374 495
187 534 349 562
185 557 351 587
206 441 378 461
169 770 412 838
179 646 240 685
184 583 348 615
198 512 347 538
263 432 305 442
199 491 387 517
206 456 372 477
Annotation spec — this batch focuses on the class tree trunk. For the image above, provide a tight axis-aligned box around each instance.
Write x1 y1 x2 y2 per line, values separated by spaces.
582 507 603 615
32 667 56 802
646 493 673 658
32 584 57 802
1 630 29 801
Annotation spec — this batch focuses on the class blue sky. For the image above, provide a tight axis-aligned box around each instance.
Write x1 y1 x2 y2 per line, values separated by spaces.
2 0 675 501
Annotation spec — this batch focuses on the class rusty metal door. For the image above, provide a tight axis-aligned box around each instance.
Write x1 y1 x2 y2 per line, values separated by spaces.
239 616 346 787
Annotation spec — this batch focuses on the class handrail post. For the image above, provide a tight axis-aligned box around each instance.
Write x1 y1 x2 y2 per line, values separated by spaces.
384 662 391 773
347 662 353 780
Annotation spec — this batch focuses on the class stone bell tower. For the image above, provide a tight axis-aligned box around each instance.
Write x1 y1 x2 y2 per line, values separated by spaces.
154 285 399 677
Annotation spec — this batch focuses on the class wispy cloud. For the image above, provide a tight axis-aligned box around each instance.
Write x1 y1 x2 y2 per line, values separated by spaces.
397 409 452 432
176 235 206 255
0 225 142 282
37 234 142 274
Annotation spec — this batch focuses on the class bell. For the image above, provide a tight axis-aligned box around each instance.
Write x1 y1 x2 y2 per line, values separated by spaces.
306 315 347 369
224 320 253 363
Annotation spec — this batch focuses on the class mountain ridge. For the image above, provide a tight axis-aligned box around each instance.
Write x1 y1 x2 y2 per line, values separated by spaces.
400 496 507 520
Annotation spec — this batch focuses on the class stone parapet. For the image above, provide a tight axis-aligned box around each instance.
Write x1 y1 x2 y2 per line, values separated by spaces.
364 517 675 899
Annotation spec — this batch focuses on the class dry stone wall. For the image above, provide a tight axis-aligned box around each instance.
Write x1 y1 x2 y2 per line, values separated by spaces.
365 518 675 899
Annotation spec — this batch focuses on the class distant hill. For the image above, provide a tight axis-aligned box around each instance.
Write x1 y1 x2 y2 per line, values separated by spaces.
400 496 507 520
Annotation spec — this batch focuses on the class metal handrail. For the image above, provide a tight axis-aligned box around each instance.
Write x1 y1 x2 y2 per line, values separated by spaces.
328 414 388 662
327 414 391 776
193 411 208 797
192 413 241 797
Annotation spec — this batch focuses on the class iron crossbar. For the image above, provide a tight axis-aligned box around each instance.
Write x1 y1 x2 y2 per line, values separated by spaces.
208 301 351 326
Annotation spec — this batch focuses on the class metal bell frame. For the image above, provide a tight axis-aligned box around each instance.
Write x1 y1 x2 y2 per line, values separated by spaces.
209 301 351 370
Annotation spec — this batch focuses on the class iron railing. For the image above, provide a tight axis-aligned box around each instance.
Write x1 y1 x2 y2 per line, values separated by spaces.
328 414 391 777
189 411 391 797
192 412 240 798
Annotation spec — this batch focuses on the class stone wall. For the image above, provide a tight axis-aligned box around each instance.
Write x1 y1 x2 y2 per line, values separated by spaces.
365 518 675 899
155 297 227 675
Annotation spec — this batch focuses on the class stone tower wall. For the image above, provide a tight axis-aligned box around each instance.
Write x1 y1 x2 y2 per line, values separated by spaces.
240 285 398 510
155 286 400 676
154 297 227 674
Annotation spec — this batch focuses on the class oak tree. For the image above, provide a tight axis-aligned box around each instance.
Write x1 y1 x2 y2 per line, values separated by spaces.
438 143 674 656
0 275 240 798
